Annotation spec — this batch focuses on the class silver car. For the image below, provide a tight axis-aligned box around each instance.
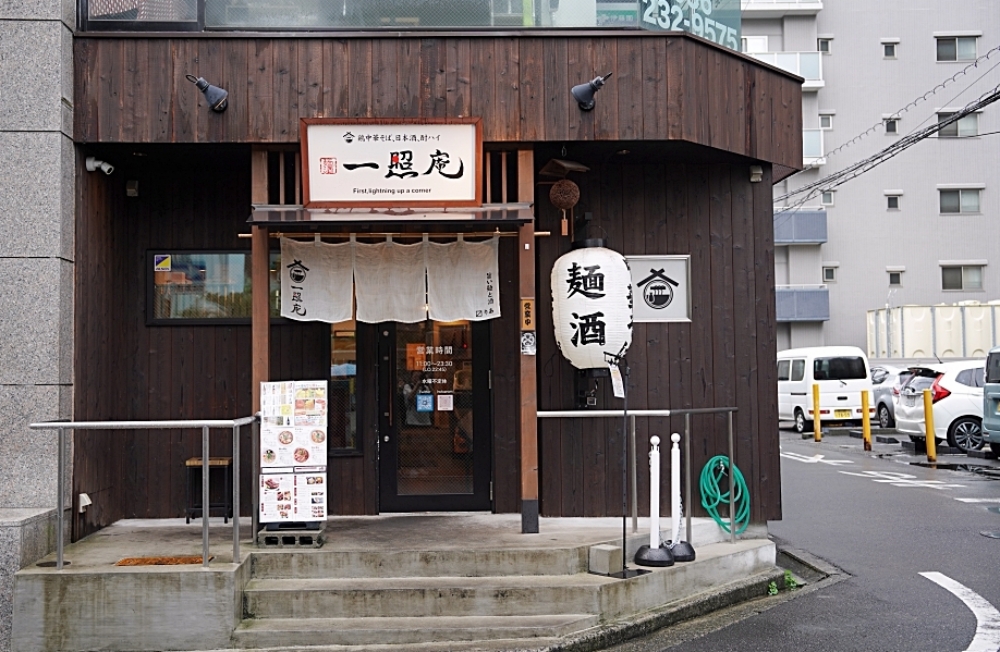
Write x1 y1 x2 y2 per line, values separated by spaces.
871 365 912 429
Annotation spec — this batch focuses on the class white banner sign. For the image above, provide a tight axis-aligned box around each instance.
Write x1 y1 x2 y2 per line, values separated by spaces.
302 119 482 207
627 255 691 323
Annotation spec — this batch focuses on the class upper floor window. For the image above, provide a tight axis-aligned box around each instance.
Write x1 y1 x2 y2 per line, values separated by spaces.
941 264 983 291
821 190 835 206
937 112 979 138
881 39 899 59
817 38 832 54
936 36 977 62
742 36 769 54
819 114 834 130
939 188 981 214
884 118 899 134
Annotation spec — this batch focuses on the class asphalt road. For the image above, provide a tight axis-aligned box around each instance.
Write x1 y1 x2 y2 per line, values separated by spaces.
605 428 1000 652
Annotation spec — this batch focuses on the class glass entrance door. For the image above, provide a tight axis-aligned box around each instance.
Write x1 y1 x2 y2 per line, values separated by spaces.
378 320 491 511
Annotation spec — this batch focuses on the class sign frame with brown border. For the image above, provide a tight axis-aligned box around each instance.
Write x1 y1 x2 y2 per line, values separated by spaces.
300 117 483 209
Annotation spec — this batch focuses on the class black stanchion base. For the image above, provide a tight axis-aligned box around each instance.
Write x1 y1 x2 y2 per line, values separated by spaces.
666 540 696 562
609 567 651 579
634 544 675 567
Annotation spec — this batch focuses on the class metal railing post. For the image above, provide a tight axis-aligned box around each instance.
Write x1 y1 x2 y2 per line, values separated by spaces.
202 425 210 568
251 414 260 546
727 410 735 544
232 422 240 563
630 414 638 534
57 427 66 570
684 413 691 545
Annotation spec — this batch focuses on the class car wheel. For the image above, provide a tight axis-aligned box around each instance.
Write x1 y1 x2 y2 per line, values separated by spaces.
794 409 811 435
946 417 984 452
877 404 894 429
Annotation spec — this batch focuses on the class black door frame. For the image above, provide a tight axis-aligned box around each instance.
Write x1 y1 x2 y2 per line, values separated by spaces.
377 321 493 512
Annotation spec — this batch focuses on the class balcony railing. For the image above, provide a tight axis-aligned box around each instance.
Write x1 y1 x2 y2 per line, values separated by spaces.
749 51 823 89
773 208 827 245
741 0 822 17
803 128 825 167
776 285 830 322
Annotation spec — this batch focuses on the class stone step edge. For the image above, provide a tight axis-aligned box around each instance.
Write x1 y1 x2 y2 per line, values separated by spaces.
244 572 613 592
236 614 598 631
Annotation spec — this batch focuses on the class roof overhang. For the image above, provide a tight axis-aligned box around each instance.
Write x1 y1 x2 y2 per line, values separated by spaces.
248 203 534 227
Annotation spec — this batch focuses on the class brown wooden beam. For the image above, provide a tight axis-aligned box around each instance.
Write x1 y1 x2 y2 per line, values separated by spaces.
517 149 538 533
250 149 269 412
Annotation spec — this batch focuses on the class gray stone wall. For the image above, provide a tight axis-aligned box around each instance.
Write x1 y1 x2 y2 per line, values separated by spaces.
0 0 75 650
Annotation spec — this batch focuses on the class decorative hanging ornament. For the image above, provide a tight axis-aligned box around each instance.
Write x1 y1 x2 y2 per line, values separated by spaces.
549 179 580 237
551 241 633 370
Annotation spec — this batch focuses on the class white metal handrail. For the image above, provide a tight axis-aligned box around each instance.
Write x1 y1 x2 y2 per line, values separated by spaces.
537 407 739 544
29 416 258 570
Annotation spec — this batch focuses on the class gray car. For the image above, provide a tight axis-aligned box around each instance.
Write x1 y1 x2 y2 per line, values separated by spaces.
871 365 913 429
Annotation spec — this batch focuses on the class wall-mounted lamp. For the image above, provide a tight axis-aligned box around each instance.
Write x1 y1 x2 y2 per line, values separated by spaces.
749 165 763 183
85 156 114 175
185 74 229 113
78 493 92 514
571 72 613 111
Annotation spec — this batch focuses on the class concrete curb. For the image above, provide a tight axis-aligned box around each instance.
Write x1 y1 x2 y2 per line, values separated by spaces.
538 567 785 652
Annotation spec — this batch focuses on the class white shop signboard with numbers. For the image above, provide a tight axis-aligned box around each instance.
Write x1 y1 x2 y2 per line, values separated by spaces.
259 380 328 523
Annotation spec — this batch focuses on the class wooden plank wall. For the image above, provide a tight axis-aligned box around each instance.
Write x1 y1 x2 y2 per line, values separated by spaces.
533 144 781 522
74 35 802 172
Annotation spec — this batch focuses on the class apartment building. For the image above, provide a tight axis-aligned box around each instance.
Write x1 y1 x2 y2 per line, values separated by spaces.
743 0 1000 352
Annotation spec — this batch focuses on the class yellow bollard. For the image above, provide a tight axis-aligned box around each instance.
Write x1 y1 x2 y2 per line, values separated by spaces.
812 383 822 442
862 390 872 451
923 388 937 463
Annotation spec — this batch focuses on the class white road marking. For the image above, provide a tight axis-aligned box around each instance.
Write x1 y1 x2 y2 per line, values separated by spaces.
780 451 854 466
954 498 1000 504
920 572 1000 652
838 470 966 489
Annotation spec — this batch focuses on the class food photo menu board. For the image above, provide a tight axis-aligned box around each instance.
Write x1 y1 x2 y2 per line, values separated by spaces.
259 380 328 523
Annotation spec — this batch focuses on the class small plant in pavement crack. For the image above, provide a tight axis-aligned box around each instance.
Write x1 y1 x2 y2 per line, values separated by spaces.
767 580 778 596
784 570 799 590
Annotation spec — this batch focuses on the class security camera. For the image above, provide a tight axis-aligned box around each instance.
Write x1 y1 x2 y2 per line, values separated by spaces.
85 156 114 175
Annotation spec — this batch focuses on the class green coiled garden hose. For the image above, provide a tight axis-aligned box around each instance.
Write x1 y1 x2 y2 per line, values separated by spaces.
699 456 750 535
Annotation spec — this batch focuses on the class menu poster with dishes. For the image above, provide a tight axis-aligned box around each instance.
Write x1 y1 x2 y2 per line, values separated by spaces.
260 380 328 469
259 471 327 522
259 380 328 523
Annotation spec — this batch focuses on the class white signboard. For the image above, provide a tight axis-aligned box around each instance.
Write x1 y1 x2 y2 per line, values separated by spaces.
627 255 691 323
260 380 328 523
301 119 482 208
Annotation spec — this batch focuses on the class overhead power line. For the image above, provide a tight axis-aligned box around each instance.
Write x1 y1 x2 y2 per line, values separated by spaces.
774 82 1000 209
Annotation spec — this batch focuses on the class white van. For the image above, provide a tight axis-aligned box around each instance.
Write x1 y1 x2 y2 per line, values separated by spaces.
777 346 874 433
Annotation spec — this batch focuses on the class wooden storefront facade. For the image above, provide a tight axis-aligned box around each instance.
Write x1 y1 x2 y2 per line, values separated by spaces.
72 33 802 540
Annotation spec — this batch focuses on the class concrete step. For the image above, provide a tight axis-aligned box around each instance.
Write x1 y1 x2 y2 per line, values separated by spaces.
244 573 612 618
250 547 590 579
232 614 599 648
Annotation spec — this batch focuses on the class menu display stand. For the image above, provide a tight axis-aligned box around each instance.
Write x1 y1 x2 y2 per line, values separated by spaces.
258 380 328 547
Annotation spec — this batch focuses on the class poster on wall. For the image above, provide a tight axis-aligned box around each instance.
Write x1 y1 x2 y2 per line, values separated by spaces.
259 380 328 524
626 255 692 323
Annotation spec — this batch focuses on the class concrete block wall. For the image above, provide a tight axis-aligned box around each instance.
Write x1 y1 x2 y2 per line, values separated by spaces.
0 0 75 650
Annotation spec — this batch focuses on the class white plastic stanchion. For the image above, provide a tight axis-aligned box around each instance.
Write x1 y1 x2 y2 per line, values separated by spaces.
634 435 674 567
667 432 696 562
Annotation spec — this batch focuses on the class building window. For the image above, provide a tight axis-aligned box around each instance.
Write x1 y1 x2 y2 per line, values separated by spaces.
819 114 834 130
883 43 897 58
887 195 900 210
148 251 282 324
937 112 979 137
823 267 837 283
888 271 902 286
742 36 768 54
884 118 899 134
936 36 977 61
821 191 835 206
939 188 981 214
817 38 832 54
942 265 983 291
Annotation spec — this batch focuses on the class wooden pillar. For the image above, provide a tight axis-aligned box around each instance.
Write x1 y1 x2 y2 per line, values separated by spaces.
250 149 269 413
517 150 539 533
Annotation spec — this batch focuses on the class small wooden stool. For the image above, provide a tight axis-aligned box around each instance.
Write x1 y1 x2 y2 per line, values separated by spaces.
184 457 233 524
